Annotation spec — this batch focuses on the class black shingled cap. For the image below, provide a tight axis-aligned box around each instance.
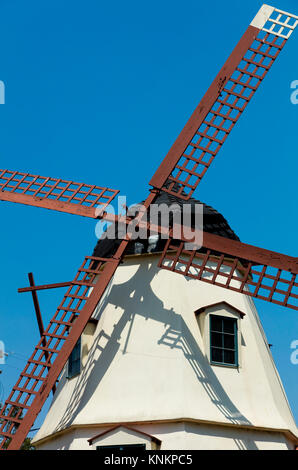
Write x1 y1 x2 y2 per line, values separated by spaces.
93 190 239 259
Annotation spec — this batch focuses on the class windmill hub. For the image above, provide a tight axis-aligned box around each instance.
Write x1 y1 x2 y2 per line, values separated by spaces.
93 191 239 259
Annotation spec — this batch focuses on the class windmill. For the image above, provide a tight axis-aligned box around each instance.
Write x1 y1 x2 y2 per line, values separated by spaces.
0 3 298 450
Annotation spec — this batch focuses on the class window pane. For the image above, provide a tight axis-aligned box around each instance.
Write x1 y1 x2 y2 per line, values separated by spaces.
224 349 236 365
211 332 222 348
68 338 81 378
210 316 222 332
211 347 223 363
223 318 235 334
210 315 238 366
224 334 235 349
69 358 80 378
72 345 80 361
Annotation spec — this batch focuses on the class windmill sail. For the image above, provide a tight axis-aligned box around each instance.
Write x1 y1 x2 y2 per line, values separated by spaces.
149 5 298 199
0 169 119 218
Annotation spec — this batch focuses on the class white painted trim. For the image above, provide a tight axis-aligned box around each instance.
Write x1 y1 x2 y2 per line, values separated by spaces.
251 4 298 39
198 303 243 369
274 7 298 20
32 418 298 448
251 5 275 30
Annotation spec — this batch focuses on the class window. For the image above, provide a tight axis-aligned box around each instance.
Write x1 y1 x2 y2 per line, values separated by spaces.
67 338 81 378
96 444 146 450
210 315 238 366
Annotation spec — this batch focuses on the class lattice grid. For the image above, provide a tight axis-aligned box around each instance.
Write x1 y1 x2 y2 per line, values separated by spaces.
158 240 298 311
263 8 298 39
0 169 119 214
0 255 114 450
163 30 287 199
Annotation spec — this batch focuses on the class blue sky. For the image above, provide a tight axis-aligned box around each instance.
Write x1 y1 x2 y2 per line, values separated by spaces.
0 0 297 435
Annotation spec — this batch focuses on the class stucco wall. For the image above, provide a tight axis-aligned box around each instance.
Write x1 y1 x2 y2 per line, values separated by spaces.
33 254 298 449
35 421 295 450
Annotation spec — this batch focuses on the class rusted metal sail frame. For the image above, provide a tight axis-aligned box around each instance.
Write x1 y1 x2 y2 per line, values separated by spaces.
16 207 298 310
101 217 298 310
0 255 122 450
0 4 297 450
26 273 56 395
149 28 290 199
3 225 297 451
18 281 72 294
0 169 119 218
0 191 156 450
158 228 298 311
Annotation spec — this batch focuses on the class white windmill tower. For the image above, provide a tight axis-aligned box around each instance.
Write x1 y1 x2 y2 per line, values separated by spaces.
0 4 297 451
32 194 298 451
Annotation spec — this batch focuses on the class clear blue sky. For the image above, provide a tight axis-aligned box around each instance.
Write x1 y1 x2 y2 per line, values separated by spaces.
0 0 297 434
